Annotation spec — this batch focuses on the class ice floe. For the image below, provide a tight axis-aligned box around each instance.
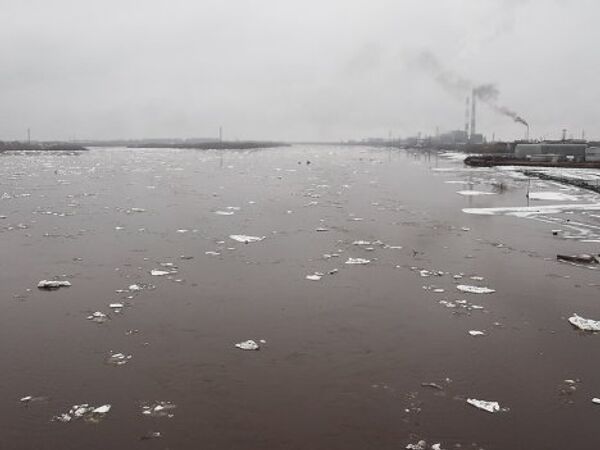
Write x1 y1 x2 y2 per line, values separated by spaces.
568 314 600 332
87 311 108 323
141 401 176 418
456 285 495 294
150 269 172 276
345 257 370 265
37 280 71 290
106 352 132 366
53 403 111 423
306 273 323 281
467 398 501 413
468 330 486 337
456 190 495 196
463 203 600 217
229 235 265 243
235 340 260 350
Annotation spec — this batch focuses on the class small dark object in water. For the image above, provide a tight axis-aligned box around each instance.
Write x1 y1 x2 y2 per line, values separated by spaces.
557 254 599 264
306 160 311 165
552 231 558 236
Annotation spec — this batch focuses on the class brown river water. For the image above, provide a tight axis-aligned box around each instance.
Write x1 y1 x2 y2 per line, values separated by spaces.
1 145 600 449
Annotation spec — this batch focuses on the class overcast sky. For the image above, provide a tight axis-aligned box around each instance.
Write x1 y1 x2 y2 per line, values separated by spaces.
0 0 598 142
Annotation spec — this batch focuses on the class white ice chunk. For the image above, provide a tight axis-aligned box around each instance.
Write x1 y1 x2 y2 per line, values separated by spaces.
229 235 265 243
467 398 501 413
92 405 111 414
468 330 486 336
568 314 600 331
306 274 322 281
456 190 495 196
150 269 170 276
37 280 71 289
463 203 600 217
457 285 495 294
345 257 370 265
235 340 260 351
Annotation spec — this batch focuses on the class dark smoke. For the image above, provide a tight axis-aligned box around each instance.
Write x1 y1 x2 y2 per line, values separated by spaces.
417 51 528 127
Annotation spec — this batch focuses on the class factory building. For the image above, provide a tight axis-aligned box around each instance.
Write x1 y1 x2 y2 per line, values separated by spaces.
585 147 600 162
515 143 587 161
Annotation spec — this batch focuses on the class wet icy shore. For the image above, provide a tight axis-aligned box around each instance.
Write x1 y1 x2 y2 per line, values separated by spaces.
2 146 600 450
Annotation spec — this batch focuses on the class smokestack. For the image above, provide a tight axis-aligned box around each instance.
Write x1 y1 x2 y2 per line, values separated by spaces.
464 96 470 138
470 89 476 139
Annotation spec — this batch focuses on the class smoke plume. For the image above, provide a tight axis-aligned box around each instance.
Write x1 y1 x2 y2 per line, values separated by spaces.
417 51 528 127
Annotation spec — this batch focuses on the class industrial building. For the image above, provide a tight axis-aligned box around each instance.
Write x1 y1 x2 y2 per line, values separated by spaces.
585 147 600 162
515 143 587 161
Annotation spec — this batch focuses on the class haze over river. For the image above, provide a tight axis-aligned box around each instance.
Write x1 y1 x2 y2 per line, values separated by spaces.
2 145 600 450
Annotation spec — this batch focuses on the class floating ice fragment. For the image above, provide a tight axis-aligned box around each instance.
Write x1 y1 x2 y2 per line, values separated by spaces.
457 285 495 294
141 401 176 418
87 311 108 323
106 352 132 366
37 280 71 290
53 403 111 423
92 405 111 414
229 235 265 243
457 190 495 196
592 398 600 405
463 203 600 217
468 330 486 337
235 340 260 351
568 314 600 331
109 303 124 309
215 210 234 215
345 258 370 265
306 274 322 281
405 440 427 450
176 229 189 233
129 284 141 291
467 398 501 413
439 300 456 308
150 269 171 276
352 240 371 245
431 444 444 450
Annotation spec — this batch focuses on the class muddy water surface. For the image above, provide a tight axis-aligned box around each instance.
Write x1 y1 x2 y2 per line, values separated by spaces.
2 146 600 449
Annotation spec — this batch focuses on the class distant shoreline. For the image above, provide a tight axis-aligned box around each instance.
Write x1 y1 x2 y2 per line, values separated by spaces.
0 142 88 152
125 141 289 150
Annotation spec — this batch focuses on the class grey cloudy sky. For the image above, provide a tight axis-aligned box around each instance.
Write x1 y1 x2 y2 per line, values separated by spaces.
0 0 598 141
